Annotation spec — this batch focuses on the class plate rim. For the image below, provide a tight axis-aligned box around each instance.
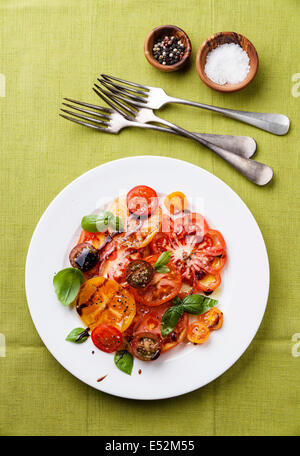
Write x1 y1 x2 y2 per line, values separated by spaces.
25 156 270 400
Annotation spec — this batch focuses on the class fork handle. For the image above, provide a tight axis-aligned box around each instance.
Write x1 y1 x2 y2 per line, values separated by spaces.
189 132 256 158
166 96 290 136
130 121 256 158
151 116 273 186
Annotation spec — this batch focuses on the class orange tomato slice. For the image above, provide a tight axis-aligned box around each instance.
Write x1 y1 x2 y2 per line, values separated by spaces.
187 321 210 344
194 272 221 293
198 308 223 331
76 277 136 332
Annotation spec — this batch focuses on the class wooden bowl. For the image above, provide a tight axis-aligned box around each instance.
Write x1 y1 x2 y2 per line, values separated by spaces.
144 25 191 72
196 32 259 92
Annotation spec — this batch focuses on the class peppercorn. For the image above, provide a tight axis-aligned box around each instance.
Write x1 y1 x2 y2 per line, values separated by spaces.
152 35 185 66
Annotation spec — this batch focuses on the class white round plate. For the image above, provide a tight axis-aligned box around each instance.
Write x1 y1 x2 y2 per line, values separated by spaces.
25 156 269 400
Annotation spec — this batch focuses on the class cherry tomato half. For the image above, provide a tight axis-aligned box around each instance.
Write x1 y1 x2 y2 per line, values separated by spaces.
126 185 158 217
194 272 221 293
91 324 122 353
131 332 162 361
187 321 210 344
197 229 226 256
125 259 154 288
198 308 223 331
164 191 188 215
69 242 99 272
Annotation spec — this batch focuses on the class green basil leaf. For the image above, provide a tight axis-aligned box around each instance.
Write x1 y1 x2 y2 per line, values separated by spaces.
81 215 102 232
96 212 113 232
154 251 172 271
160 294 218 338
81 211 124 233
155 265 170 274
182 294 218 314
66 327 89 343
161 305 184 338
173 296 182 307
114 350 134 375
109 215 124 233
53 267 84 306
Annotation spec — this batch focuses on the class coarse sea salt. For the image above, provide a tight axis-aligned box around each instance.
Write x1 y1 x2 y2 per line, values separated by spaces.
204 43 250 85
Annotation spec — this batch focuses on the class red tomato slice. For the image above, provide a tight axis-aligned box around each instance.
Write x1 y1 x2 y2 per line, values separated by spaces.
167 233 204 285
123 304 150 340
173 212 208 240
129 255 182 307
99 243 142 287
199 252 227 274
126 185 158 217
150 232 170 254
197 229 226 256
91 324 122 353
150 225 226 292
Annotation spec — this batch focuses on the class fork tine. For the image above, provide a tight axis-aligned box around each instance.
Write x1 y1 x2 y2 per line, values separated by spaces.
93 85 136 119
93 86 131 120
63 97 113 114
62 102 111 120
101 74 150 90
99 80 147 104
60 108 109 127
98 78 148 97
59 114 111 133
97 84 147 110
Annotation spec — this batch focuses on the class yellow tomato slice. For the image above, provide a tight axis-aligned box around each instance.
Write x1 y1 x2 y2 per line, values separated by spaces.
108 197 129 226
164 191 188 215
108 197 161 248
76 277 136 332
187 321 210 344
116 207 162 249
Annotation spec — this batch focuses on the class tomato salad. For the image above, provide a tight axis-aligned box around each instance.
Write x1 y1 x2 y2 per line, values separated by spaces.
54 186 226 375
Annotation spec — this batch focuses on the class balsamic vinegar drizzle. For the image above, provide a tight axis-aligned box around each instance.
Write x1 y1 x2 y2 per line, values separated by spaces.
75 327 90 342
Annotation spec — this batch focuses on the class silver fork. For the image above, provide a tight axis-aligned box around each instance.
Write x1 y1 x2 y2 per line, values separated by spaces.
60 98 256 158
100 74 290 136
93 84 273 186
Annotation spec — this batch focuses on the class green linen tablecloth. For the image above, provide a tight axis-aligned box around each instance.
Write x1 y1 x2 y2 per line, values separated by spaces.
0 0 299 436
